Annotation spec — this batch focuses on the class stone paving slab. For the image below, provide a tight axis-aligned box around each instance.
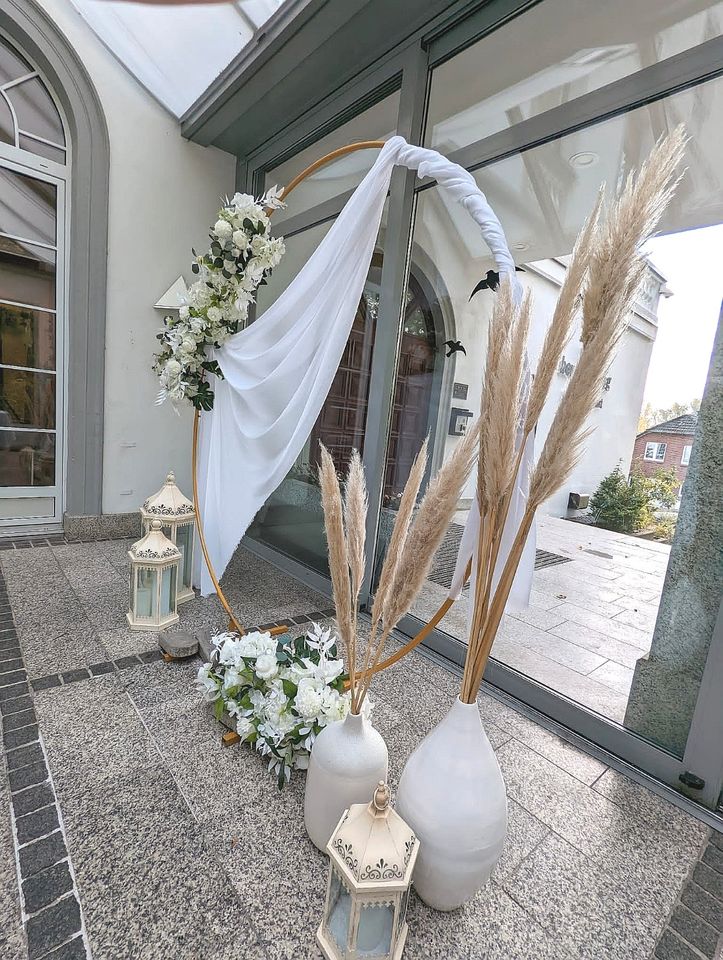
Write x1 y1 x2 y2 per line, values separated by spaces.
0 537 715 960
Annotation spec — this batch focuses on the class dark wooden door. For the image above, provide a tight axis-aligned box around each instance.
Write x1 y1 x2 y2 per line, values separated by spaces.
308 254 438 499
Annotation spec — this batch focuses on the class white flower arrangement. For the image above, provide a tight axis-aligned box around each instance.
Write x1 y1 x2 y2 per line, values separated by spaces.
197 623 370 787
153 187 286 410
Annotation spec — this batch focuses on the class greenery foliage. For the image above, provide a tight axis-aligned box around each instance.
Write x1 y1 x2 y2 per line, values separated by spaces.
588 466 679 534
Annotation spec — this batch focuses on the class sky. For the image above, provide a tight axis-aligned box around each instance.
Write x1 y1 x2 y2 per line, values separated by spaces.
641 223 723 409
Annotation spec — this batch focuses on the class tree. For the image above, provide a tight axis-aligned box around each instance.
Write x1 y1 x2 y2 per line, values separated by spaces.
589 466 679 534
637 399 700 433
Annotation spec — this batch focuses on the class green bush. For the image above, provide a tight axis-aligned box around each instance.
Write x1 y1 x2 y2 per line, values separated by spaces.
588 466 679 534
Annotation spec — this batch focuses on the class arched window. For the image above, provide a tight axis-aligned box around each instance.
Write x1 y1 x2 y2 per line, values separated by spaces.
0 33 67 527
1 37 67 163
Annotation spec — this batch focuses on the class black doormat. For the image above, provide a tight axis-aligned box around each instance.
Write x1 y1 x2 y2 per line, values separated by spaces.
427 524 572 589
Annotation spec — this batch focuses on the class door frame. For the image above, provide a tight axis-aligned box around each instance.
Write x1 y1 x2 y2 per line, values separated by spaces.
0 147 67 530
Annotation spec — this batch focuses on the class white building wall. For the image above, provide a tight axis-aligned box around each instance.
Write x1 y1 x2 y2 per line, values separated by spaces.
39 0 236 514
408 184 658 519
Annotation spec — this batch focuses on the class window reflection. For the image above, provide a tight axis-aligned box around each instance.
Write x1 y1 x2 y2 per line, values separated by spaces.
426 0 723 154
0 168 57 246
0 429 54 486
265 91 399 225
376 75 723 758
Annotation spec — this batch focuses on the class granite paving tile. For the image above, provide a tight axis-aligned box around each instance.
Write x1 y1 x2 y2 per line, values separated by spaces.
0 775 25 960
19 623 106 680
492 798 549 881
549 603 652 649
78 588 129 630
97 626 158 659
33 674 161 787
654 929 703 960
669 904 719 958
694 862 723 901
25 892 81 959
22 860 74 915
549 620 644 669
681 882 723 933
404 883 576 960
491 708 607 785
53 766 261 960
503 832 665 960
495 738 703 911
18 830 67 879
592 769 709 850
587 659 636 695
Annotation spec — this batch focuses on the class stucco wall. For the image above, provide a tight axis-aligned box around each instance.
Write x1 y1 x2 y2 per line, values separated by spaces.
38 0 235 515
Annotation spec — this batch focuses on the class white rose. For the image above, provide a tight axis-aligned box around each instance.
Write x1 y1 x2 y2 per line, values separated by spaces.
231 192 255 209
214 218 233 239
255 652 278 680
180 336 196 353
196 664 218 701
295 678 323 720
236 717 254 740
232 230 249 251
165 359 181 377
206 306 222 323
251 235 268 256
222 666 243 691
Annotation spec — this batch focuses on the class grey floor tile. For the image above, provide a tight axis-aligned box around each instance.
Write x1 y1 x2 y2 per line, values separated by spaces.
0 776 25 960
52 766 259 960
502 832 663 960
404 882 576 960
34 674 161 787
493 799 549 881
495 710 607 785
549 620 644 669
21 625 106 680
586 659 636 696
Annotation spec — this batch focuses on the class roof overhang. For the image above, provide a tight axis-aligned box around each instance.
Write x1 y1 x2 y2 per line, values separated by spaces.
180 0 470 156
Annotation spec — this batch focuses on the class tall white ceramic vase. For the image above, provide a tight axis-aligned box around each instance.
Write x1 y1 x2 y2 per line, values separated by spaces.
304 711 388 851
395 696 507 911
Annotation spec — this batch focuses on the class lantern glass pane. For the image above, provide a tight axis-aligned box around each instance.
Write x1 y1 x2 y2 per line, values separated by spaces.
327 868 352 953
136 567 156 618
160 565 176 616
177 523 193 589
356 901 394 957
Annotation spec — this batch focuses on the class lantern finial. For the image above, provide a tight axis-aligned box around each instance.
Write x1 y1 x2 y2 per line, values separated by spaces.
371 781 390 816
166 471 175 483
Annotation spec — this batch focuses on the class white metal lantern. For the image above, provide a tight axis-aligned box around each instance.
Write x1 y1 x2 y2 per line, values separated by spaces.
319 782 418 960
127 520 181 631
141 471 195 603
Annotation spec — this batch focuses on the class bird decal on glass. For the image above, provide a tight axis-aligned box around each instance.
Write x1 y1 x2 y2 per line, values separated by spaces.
469 266 526 299
444 340 466 358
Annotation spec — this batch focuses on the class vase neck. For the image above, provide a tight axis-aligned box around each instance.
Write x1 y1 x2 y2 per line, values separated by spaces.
344 710 365 732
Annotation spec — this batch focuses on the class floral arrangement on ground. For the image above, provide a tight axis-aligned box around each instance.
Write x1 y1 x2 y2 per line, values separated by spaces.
153 187 286 410
197 623 369 787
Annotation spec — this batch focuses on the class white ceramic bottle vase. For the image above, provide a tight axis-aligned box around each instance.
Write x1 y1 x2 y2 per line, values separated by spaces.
395 696 507 911
304 711 389 851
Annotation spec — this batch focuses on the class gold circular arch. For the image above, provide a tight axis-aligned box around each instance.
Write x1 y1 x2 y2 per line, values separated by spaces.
192 139 469 675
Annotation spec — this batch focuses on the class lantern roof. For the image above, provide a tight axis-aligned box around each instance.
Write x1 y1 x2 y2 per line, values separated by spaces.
129 520 182 564
142 472 195 522
328 783 418 891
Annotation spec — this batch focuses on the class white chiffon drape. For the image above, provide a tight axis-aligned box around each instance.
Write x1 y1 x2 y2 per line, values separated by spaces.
194 135 535 612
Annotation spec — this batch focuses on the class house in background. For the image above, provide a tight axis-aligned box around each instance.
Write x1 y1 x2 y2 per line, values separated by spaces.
632 413 698 485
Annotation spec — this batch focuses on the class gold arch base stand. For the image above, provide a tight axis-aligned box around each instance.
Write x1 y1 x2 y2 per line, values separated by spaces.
192 139 471 688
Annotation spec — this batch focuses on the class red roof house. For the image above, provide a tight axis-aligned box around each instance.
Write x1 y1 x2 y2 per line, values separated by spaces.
631 413 698 485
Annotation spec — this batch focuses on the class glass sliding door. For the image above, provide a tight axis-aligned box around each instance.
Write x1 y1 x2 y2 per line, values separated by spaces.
372 64 723 797
247 90 402 576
